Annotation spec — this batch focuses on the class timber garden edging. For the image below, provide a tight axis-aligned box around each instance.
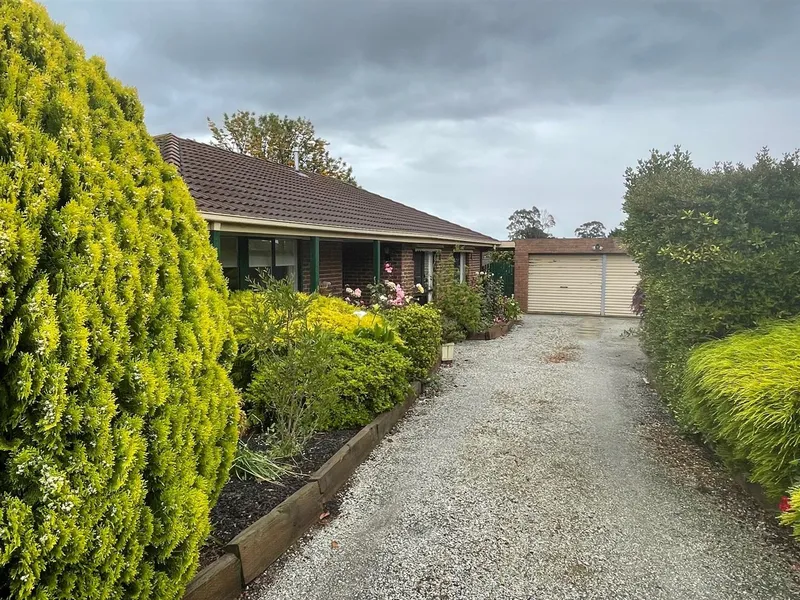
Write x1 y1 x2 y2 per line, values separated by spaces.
466 320 518 341
183 378 430 600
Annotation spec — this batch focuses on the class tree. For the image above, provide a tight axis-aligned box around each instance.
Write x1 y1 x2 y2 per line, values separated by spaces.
574 221 607 238
0 2 239 598
208 110 357 185
608 225 625 237
506 206 556 240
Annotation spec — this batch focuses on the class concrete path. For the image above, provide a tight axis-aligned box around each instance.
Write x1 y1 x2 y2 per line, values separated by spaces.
245 315 800 599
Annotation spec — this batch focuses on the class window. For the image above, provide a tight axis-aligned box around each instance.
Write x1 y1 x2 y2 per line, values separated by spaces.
216 236 299 291
414 252 425 289
414 250 435 303
455 252 467 283
248 238 273 284
219 235 240 290
274 239 298 289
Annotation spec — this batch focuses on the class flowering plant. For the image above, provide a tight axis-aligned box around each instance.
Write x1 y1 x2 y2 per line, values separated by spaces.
345 262 415 310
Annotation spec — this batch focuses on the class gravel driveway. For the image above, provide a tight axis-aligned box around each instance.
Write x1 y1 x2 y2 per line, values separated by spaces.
245 315 800 599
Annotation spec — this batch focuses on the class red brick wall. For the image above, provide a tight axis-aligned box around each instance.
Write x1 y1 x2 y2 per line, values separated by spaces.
468 251 482 284
514 243 529 312
319 240 343 296
385 243 415 294
299 240 311 292
342 242 374 293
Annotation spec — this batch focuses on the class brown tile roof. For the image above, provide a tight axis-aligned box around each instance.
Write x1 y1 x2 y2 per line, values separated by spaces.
154 134 497 245
514 238 629 254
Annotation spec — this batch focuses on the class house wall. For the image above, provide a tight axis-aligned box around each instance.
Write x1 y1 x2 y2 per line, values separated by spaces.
385 243 415 292
319 240 343 296
342 242 374 293
299 240 311 292
297 239 490 299
468 251 482 283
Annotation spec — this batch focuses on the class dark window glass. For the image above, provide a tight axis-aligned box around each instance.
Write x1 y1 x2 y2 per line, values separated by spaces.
414 252 425 286
220 235 240 290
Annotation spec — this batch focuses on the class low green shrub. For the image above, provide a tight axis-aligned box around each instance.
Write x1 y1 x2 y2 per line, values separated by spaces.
441 316 466 343
385 304 442 380
320 336 411 430
231 278 337 455
684 318 800 501
229 281 410 434
781 487 800 536
500 296 522 321
434 282 483 339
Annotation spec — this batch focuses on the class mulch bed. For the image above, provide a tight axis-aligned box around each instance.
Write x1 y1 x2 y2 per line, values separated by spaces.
199 429 358 568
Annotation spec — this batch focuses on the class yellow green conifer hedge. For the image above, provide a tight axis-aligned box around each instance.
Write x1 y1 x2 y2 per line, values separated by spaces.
0 2 239 597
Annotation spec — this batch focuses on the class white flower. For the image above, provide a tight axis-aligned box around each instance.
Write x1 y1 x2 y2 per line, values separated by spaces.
379 295 388 302
353 310 367 319
345 287 354 294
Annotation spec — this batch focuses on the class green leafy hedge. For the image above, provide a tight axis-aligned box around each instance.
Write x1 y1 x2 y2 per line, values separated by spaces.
386 304 441 380
0 3 239 598
622 148 800 417
230 289 410 432
684 318 800 503
433 283 483 342
320 336 410 429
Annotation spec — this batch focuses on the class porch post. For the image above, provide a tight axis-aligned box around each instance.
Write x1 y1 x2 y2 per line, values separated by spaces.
373 240 381 283
209 221 222 258
209 231 221 257
310 236 320 292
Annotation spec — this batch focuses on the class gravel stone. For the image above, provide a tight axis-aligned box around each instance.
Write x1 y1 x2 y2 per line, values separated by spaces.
244 315 800 599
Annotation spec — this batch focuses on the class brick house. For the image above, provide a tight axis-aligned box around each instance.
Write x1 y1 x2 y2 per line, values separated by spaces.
154 134 496 299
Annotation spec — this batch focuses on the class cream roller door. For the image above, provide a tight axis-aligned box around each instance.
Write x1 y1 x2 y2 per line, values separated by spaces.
527 255 602 315
604 255 639 317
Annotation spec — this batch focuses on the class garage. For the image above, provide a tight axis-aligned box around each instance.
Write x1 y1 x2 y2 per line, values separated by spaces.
515 239 639 317
527 254 603 315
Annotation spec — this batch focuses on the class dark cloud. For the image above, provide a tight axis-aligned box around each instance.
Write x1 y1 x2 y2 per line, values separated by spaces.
43 0 800 237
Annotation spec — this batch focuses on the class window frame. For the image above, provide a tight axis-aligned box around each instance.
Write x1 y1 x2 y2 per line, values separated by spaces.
216 234 300 291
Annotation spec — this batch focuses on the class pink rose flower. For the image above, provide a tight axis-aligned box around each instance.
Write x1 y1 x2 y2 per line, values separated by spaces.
384 262 393 274
353 288 362 298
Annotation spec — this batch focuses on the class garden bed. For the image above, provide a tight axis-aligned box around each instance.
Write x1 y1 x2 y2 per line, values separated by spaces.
466 320 517 341
199 429 358 568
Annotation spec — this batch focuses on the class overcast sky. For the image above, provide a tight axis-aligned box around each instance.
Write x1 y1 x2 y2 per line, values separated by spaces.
44 0 800 239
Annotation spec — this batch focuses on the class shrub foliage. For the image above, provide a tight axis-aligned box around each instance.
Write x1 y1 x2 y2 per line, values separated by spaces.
235 279 337 456
321 336 410 429
0 3 239 598
385 304 441 380
433 262 483 343
684 319 800 500
230 286 410 433
622 147 800 415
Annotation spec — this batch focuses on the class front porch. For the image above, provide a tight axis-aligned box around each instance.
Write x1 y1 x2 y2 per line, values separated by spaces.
208 231 481 300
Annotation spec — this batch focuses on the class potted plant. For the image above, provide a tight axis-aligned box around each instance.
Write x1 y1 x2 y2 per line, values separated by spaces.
440 316 464 362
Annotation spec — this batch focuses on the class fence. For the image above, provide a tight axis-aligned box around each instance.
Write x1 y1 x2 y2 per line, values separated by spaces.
488 261 514 297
